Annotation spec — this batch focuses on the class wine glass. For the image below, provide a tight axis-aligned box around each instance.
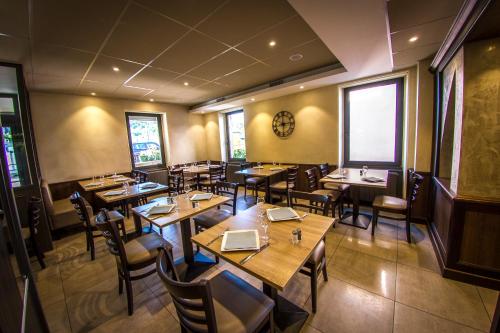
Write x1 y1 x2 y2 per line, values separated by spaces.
256 196 265 218
171 191 179 211
207 160 211 167
362 165 368 176
260 217 269 244
184 184 192 199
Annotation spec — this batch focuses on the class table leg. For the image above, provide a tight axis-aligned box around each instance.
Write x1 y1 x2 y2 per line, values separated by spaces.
174 218 217 281
339 185 372 229
133 212 143 236
265 177 271 203
263 283 308 333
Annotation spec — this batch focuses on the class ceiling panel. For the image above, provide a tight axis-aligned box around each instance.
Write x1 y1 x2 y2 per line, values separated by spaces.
0 36 29 63
102 3 189 64
196 0 296 46
85 56 144 85
32 74 80 92
188 49 255 81
32 44 94 79
236 15 317 60
216 62 277 91
393 42 441 68
79 80 121 95
134 0 226 27
32 0 127 52
171 74 209 88
387 0 463 32
391 17 454 52
264 39 338 76
115 85 152 98
151 31 228 73
126 67 179 90
0 0 29 38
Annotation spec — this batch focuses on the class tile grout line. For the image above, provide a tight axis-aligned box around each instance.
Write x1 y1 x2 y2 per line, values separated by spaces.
58 261 74 333
475 286 494 323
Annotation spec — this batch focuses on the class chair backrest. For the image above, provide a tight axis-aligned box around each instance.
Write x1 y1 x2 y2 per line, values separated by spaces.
286 166 299 189
240 162 251 170
131 169 148 183
69 192 94 229
156 248 217 333
168 169 184 193
318 163 330 178
214 181 239 215
40 179 54 215
221 161 228 177
27 196 42 236
288 190 332 216
95 209 128 266
304 168 320 192
406 169 424 214
208 166 223 184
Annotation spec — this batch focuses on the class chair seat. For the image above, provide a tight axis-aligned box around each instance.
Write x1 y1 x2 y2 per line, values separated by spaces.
199 178 220 186
307 240 325 265
312 189 341 201
269 181 294 191
245 177 265 185
373 195 407 211
125 233 172 266
21 227 30 240
86 210 124 227
209 270 274 333
194 209 232 229
323 183 350 192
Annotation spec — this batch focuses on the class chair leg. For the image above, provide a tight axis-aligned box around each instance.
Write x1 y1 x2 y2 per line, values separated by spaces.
32 238 46 269
311 267 318 313
125 273 134 315
195 224 201 253
118 274 123 295
89 231 96 261
322 257 328 282
371 210 378 236
244 184 247 198
120 220 127 242
406 217 411 243
86 234 90 251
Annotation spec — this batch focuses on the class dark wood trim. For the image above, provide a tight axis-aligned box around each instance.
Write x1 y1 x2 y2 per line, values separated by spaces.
430 0 492 72
343 77 405 169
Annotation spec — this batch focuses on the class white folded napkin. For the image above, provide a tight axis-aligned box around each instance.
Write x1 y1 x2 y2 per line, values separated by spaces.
253 166 264 169
104 190 125 196
85 182 104 187
269 167 284 171
327 174 346 179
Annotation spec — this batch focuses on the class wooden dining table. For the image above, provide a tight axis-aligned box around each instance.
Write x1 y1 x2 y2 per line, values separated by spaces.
192 203 335 332
176 165 211 189
235 164 293 203
78 175 135 192
131 191 230 281
95 182 169 204
320 167 388 229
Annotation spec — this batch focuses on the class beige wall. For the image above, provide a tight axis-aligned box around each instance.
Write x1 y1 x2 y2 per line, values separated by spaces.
415 58 435 172
30 92 207 183
203 112 222 161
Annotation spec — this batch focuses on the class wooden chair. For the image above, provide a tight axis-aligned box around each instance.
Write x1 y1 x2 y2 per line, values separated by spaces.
156 248 275 333
241 162 265 200
70 192 127 261
168 168 183 194
304 168 341 218
288 190 332 313
95 209 173 315
22 197 45 269
220 161 228 182
371 169 424 243
269 166 299 205
193 181 239 262
318 163 350 216
199 165 223 193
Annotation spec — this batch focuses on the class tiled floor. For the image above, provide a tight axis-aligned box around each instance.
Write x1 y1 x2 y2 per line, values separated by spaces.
33 197 497 333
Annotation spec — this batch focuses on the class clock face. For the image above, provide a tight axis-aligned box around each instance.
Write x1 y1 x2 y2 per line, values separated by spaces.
272 111 295 138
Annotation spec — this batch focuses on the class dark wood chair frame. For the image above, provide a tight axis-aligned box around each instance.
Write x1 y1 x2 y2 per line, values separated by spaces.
318 163 350 216
371 169 424 243
288 190 332 313
95 209 173 315
269 166 299 206
199 166 223 193
241 162 266 200
304 168 340 218
27 196 45 269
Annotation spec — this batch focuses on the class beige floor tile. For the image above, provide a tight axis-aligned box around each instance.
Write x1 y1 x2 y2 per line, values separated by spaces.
477 286 499 321
396 223 433 245
397 238 440 273
37 275 66 308
396 264 491 331
306 277 394 333
340 228 398 262
394 303 484 333
325 230 343 260
300 323 324 333
330 246 396 299
44 299 72 333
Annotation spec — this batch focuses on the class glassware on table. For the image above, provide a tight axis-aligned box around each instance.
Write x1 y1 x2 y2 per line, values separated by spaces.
193 161 197 167
256 196 265 218
170 191 179 211
260 217 270 244
272 161 276 166
257 162 262 167
362 165 368 176
207 160 211 167
184 184 192 199
92 175 96 183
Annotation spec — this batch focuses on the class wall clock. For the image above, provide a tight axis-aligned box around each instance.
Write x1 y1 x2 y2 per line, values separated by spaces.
272 111 295 138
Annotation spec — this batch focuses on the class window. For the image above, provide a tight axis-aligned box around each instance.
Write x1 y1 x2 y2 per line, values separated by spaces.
125 113 166 169
343 77 404 168
225 110 246 160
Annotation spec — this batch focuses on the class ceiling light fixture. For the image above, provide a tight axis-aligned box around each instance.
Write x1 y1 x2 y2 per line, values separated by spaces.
408 36 418 43
289 53 303 62
251 98 255 101
112 66 120 72
487 45 496 52
299 85 304 89
91 92 96 96
183 82 189 86
149 98 154 102
269 40 276 47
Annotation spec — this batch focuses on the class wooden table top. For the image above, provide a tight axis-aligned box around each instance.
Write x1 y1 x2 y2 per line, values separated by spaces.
235 164 294 177
320 168 388 188
95 182 169 203
176 165 212 174
191 204 334 291
131 191 230 228
78 175 135 192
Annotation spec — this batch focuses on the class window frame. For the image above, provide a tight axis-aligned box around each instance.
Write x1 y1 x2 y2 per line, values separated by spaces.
224 109 246 162
125 112 166 170
343 77 405 169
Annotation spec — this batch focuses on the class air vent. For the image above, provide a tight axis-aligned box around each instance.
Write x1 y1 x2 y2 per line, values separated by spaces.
216 97 225 102
269 79 284 87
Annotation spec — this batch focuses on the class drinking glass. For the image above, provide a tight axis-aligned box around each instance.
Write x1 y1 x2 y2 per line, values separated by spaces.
184 184 192 199
207 160 211 167
193 161 197 167
92 175 96 183
257 162 262 167
272 161 276 166
362 165 368 176
171 191 179 211
256 196 265 218
261 218 269 244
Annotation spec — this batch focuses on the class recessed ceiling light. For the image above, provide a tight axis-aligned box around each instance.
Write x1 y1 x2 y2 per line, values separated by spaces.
201 111 205 114
269 40 276 47
149 98 154 102
289 53 303 62
408 36 418 42
183 82 189 86
112 66 120 72
299 85 304 89
91 92 96 96
487 45 496 52
251 98 255 101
